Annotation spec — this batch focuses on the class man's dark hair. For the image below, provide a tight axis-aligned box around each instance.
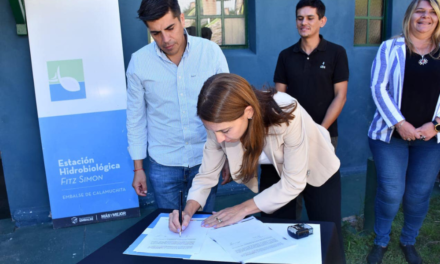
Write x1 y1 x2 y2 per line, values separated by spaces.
138 0 181 26
296 0 326 19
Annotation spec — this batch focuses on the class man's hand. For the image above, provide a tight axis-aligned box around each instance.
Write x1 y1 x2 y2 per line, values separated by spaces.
416 121 438 141
396 121 421 141
132 170 147 196
321 81 348 130
221 160 232 185
169 210 192 233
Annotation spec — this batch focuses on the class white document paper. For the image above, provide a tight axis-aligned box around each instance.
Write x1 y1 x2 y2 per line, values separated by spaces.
264 224 322 264
190 223 321 264
208 218 297 263
134 217 208 255
141 225 153 235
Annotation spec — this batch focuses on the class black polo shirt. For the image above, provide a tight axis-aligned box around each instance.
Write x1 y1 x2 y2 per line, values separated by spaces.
274 36 349 137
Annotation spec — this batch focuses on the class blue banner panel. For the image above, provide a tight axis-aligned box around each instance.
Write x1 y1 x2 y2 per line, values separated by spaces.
39 110 139 228
26 0 138 228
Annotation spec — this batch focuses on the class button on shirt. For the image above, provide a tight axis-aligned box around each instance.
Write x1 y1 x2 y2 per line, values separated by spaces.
126 34 229 167
274 36 349 137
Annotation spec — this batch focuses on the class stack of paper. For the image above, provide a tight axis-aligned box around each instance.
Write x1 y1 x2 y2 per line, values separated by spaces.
124 213 322 264
133 217 208 256
207 217 296 263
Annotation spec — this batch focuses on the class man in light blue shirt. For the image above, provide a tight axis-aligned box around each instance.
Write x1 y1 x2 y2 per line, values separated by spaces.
126 0 229 212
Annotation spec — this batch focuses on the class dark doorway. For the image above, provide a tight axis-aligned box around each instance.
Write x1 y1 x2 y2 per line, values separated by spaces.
0 154 11 219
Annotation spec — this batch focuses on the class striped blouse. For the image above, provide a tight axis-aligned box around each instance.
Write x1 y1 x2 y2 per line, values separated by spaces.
368 37 440 143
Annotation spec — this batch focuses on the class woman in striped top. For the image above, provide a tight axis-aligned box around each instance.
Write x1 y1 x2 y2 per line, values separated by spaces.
367 1 440 264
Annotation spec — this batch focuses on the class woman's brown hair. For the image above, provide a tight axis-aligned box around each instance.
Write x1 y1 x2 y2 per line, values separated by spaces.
197 73 296 183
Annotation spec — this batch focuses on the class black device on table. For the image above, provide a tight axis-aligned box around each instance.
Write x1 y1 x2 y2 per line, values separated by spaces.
287 223 314 239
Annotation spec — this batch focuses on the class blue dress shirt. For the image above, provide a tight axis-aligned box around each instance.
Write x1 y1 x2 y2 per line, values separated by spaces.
126 34 229 167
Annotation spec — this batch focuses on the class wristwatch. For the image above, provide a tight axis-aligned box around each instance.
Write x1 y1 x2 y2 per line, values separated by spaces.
433 119 440 133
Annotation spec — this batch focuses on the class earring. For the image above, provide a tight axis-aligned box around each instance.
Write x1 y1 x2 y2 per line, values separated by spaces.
248 117 252 120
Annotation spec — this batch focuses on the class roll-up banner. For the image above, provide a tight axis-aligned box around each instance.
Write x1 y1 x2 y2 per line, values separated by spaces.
26 0 140 228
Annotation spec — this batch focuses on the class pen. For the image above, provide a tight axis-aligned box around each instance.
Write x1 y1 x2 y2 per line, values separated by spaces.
179 190 183 237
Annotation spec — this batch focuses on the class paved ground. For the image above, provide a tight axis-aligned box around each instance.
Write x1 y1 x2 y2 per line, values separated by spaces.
1 173 439 264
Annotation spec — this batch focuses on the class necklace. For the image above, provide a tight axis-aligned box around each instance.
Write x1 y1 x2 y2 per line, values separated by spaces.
414 45 432 66
418 54 428 66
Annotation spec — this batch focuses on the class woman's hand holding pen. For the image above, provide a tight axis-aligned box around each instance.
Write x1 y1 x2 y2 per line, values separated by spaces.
169 210 191 233
169 200 201 234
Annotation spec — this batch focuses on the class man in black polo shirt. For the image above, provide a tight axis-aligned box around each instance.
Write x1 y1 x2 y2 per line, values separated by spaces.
274 0 349 148
260 0 349 245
